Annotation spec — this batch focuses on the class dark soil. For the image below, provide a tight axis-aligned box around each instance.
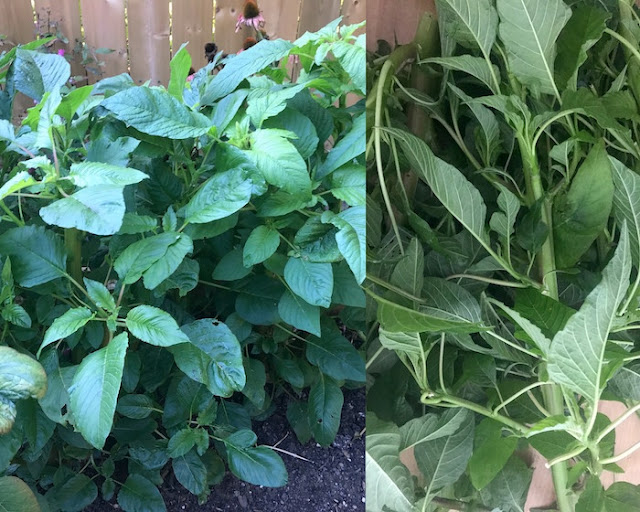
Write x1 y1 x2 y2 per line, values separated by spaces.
88 388 365 512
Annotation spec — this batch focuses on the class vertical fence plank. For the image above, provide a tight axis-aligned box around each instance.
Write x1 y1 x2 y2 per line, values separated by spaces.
0 0 35 46
297 0 341 36
341 0 366 34
80 0 128 83
128 0 170 85
215 0 252 56
33 0 84 78
260 0 300 42
172 0 214 70
367 0 436 50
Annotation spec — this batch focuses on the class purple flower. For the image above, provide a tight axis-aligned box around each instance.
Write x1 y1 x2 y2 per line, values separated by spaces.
57 49 65 57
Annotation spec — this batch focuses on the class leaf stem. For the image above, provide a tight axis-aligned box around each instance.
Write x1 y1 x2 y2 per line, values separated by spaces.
599 437 640 465
446 273 531 288
595 402 640 444
604 28 640 67
493 381 551 414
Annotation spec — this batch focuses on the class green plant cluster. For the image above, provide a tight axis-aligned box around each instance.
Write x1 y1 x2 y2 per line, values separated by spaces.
366 0 640 511
0 18 365 511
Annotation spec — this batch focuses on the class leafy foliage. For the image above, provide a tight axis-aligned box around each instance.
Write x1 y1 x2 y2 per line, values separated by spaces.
0 18 364 510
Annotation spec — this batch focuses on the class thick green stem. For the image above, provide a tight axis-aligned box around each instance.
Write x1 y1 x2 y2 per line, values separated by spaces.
64 228 83 285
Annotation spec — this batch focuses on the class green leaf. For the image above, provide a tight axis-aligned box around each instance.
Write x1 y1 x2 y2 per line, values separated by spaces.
168 429 198 458
202 39 294 103
12 50 70 101
67 162 148 187
278 290 321 336
308 374 343 446
247 83 306 127
553 143 613 268
263 108 319 159
425 55 500 92
332 40 366 93
118 213 158 235
117 474 166 512
116 394 156 419
40 185 126 236
479 457 532 512
168 43 191 101
555 6 610 90
317 114 365 179
212 248 252 281
286 401 311 443
38 307 95 357
242 358 266 408
414 409 474 497
243 225 280 267
141 233 193 290
497 0 571 97
101 87 211 139
611 156 640 267
0 476 41 512
491 299 551 355
247 129 312 197
324 206 366 284
38 351 76 425
400 408 469 451
436 0 498 58
126 306 190 347
69 332 128 449
548 225 631 404
0 226 66 288
284 258 333 308
468 419 518 490
576 475 605 512
604 482 640 512
0 346 47 403
55 474 98 512
514 288 574 338
306 322 365 382
56 84 93 122
182 168 253 224
0 171 37 201
366 414 415 512
490 184 520 241
2 303 31 328
84 278 116 313
391 238 424 297
224 430 288 487
173 319 246 397
329 164 365 206
172 450 207 495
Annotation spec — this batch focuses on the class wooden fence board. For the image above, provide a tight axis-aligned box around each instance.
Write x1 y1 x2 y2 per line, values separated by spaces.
172 0 214 70
128 0 170 85
260 0 300 42
215 0 252 57
80 0 128 83
367 0 435 50
298 0 341 35
34 0 84 77
341 0 366 35
0 0 35 46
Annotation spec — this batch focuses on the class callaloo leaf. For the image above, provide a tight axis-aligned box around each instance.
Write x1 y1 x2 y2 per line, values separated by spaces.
604 482 640 511
479 457 532 512
306 323 365 382
548 225 631 404
172 450 207 495
117 474 166 512
497 0 571 98
1 304 31 328
67 162 148 187
425 56 500 93
101 87 211 139
468 419 518 490
12 49 70 101
40 185 126 236
224 430 288 487
141 233 193 290
0 346 47 403
332 39 366 94
0 476 41 512
611 156 640 267
38 307 95 357
243 225 280 267
69 332 128 449
491 300 551 355
0 171 37 200
317 114 365 179
168 43 191 101
284 258 333 308
84 278 117 312
435 0 498 57
400 408 469 451
126 306 190 347
54 474 98 512
329 164 366 206
0 226 66 288
324 206 366 284
309 374 343 446
278 290 321 336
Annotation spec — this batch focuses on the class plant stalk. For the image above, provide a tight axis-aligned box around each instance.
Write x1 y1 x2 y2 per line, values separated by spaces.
64 228 83 285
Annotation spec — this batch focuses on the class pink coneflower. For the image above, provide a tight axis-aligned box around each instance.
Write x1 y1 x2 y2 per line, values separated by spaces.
235 1 264 32
57 49 65 56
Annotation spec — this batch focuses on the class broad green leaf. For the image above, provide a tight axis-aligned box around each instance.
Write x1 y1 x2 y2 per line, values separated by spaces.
332 40 366 93
548 225 631 404
54 474 98 512
468 419 518 490
379 329 427 387
67 162 148 187
436 0 498 57
141 233 193 290
555 6 610 90
242 358 266 408
84 278 116 313
38 351 76 425
576 475 605 512
126 305 190 347
391 238 424 297
490 184 520 241
34 88 62 150
40 185 126 236
425 55 500 92
0 476 41 512
479 457 532 512
284 258 333 308
0 171 37 201
278 290 321 336
117 474 166 512
306 322 365 382
69 332 128 449
611 156 640 267
38 307 95 357
1 303 31 328
172 450 207 495
386 128 489 245
118 213 158 234
309 374 343 446
604 482 640 512
116 394 156 419
210 90 250 134
317 114 365 179
491 300 551 355
324 206 366 284
168 429 198 458
101 87 211 139
514 288 575 338
497 0 571 97
400 408 469 451
168 43 191 101
243 225 280 267
173 319 246 397
263 108 319 159
12 50 70 101
609 363 640 402
247 82 306 127
0 226 66 288
295 217 342 263
414 409 474 497
202 39 294 103
247 129 312 197
286 401 311 443
182 168 253 224
56 84 93 122
366 414 415 512
0 396 16 436
224 430 288 487
0 346 47 402
212 248 252 281
553 143 613 268
153 258 199 297
329 164 365 206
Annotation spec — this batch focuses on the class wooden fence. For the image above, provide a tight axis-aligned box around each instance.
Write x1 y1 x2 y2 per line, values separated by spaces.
0 0 366 86
367 0 434 51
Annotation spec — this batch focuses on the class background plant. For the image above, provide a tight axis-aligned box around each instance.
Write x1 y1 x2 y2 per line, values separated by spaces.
366 1 640 511
0 17 365 512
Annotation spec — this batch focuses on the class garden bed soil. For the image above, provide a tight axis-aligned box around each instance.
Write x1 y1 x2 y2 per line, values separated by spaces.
88 388 365 512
